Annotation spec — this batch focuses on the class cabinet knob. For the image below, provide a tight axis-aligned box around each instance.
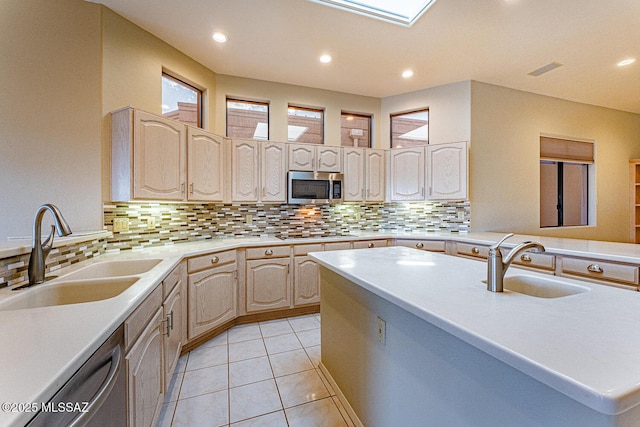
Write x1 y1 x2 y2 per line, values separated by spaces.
368 243 374 248
587 264 604 274
211 256 219 264
416 242 424 249
265 249 273 256
520 254 532 263
471 247 480 255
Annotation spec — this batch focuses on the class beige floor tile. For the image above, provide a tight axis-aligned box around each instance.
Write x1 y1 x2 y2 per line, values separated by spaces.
275 369 330 408
316 368 336 396
285 397 348 427
229 379 283 423
269 348 314 377
174 353 189 373
180 364 228 399
186 343 228 371
304 345 321 367
228 323 262 343
172 390 229 427
229 338 267 362
200 330 228 348
156 400 176 427
287 314 320 332
332 396 356 427
229 355 273 387
230 410 288 427
164 371 183 403
296 328 321 348
264 333 303 355
260 318 295 337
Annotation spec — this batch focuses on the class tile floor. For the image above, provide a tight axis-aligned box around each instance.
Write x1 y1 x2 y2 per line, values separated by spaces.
157 313 355 427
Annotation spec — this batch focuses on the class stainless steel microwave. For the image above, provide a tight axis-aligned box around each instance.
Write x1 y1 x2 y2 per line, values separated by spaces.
288 171 343 204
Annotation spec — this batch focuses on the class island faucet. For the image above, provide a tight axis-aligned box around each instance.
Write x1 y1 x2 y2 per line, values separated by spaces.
27 204 72 285
487 233 545 292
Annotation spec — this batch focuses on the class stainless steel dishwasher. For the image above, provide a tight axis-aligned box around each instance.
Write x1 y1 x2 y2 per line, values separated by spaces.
27 325 126 427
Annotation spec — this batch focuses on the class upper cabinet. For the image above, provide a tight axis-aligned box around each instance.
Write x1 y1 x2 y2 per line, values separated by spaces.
288 144 342 173
343 148 385 202
388 142 468 202
230 139 287 203
426 141 468 200
111 107 225 202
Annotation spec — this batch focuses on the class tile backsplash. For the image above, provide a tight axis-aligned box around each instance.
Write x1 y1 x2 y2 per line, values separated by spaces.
0 201 469 287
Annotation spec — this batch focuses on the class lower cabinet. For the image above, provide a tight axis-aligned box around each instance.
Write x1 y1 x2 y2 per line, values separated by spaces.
188 261 238 339
293 255 321 305
163 277 185 388
246 257 292 312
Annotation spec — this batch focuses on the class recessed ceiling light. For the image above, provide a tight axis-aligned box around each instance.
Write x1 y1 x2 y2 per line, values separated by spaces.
402 69 414 78
212 32 229 43
617 58 636 67
320 54 332 64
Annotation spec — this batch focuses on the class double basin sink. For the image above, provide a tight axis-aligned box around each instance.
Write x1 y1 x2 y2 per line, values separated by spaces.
0 258 163 311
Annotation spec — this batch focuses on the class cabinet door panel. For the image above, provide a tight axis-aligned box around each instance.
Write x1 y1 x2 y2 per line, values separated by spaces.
127 307 164 427
294 256 320 305
188 129 224 201
261 141 287 202
317 147 342 172
163 280 184 389
427 141 468 200
188 263 237 339
366 149 385 201
289 144 315 171
343 148 364 201
231 139 259 202
246 259 291 312
133 110 186 200
389 147 425 201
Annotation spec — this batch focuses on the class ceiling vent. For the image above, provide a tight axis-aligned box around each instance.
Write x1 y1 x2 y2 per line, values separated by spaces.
528 62 564 77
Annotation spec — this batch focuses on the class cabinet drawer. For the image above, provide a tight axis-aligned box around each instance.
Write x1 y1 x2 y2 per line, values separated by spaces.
352 240 388 249
395 239 445 252
456 243 489 259
293 244 323 256
324 241 351 251
246 245 290 259
509 251 555 271
188 250 236 273
125 284 162 349
162 262 184 299
561 257 639 286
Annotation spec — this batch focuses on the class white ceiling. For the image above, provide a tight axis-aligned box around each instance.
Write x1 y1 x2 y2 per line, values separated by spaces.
89 0 640 114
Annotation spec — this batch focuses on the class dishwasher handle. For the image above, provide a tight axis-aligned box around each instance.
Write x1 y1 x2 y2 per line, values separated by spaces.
68 345 122 427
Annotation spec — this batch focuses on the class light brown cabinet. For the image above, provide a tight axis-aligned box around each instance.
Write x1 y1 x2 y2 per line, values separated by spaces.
352 239 388 249
343 147 385 202
288 144 342 172
388 147 425 201
260 141 287 202
187 251 237 339
230 139 260 202
246 247 292 313
426 142 468 200
630 160 640 243
187 128 225 202
293 256 321 305
162 267 186 389
395 239 446 252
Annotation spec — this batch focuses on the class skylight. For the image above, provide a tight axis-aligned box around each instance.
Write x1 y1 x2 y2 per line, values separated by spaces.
310 0 437 26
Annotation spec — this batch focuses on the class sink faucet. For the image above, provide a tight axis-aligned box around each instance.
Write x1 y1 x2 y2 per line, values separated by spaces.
487 233 545 292
27 204 72 285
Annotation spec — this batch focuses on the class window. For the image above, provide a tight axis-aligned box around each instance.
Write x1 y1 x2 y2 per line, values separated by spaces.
390 109 428 148
162 73 202 127
288 106 324 144
226 99 269 139
540 136 594 227
341 112 372 147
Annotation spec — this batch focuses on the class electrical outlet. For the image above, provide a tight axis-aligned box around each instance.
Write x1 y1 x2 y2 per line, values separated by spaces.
113 218 129 232
147 217 156 229
458 211 465 221
246 214 253 225
355 212 361 221
376 316 386 344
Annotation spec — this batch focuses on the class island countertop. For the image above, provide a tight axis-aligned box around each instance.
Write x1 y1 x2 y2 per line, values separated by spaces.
309 246 640 416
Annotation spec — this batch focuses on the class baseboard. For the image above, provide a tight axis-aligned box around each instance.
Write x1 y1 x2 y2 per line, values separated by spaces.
319 362 364 427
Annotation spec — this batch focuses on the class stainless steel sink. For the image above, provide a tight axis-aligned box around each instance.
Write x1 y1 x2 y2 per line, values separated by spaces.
62 259 162 281
503 275 590 298
0 277 139 311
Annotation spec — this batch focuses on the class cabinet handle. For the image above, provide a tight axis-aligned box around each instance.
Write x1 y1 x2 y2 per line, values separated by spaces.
181 182 186 194
587 264 604 274
416 242 424 249
189 183 194 195
265 249 273 256
520 254 532 263
211 256 219 264
262 187 266 198
472 247 480 255
421 187 425 197
166 311 174 338
361 189 365 199
368 243 374 248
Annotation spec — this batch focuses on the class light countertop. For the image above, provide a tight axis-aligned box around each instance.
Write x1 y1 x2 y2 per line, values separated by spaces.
309 246 640 416
2 231 640 425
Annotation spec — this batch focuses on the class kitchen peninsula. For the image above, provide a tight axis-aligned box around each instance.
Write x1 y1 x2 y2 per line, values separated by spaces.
311 246 640 427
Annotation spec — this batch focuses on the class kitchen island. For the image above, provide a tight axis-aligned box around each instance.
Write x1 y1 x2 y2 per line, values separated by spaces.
310 246 640 427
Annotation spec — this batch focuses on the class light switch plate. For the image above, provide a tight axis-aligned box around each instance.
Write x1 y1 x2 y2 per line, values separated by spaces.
113 218 129 232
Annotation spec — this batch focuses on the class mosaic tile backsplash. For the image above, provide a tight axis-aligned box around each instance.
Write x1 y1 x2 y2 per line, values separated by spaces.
102 201 470 251
0 201 469 286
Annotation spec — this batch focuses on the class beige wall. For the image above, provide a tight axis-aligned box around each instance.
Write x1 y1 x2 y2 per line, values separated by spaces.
470 81 640 242
214 75 381 147
380 81 471 147
0 0 102 240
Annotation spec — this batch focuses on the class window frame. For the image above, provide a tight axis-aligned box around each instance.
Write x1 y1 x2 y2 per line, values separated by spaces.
390 108 429 148
287 105 325 144
161 72 203 128
340 111 372 148
226 98 270 140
